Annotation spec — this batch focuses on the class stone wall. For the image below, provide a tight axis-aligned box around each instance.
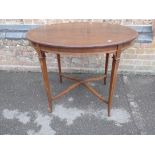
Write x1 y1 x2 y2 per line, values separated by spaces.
0 19 153 25
0 19 155 74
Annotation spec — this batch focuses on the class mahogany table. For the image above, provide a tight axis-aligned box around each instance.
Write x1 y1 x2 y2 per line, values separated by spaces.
27 22 138 116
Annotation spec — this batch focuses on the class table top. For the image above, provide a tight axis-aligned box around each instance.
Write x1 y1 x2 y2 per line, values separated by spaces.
27 22 138 49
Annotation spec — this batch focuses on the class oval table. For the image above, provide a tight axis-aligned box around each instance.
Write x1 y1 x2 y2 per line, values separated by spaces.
27 22 138 116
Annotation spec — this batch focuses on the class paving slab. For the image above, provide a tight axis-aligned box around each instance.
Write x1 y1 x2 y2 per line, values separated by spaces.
123 75 155 134
0 71 154 135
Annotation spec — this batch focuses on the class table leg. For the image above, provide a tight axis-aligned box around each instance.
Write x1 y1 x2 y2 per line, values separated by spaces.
38 51 52 112
57 54 62 83
108 47 121 116
104 53 109 85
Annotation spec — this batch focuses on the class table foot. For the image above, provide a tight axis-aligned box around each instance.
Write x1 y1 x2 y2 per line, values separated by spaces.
104 78 106 85
48 106 52 113
108 108 111 117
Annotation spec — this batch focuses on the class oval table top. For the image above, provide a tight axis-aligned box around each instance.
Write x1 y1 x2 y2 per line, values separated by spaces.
26 22 138 49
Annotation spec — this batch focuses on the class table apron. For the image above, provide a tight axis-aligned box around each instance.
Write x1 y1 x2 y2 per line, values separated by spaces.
31 41 134 55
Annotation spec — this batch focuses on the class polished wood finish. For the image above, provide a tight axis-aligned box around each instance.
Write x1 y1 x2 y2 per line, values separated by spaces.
104 53 109 85
108 46 121 116
27 22 138 116
35 45 53 112
53 74 106 102
57 54 62 83
27 22 137 49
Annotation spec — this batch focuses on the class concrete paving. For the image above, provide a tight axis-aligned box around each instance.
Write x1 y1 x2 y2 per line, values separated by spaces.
0 70 155 135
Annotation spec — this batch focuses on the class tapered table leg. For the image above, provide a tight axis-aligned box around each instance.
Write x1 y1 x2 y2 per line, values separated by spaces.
57 54 62 83
108 47 121 116
104 53 109 85
38 51 52 112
